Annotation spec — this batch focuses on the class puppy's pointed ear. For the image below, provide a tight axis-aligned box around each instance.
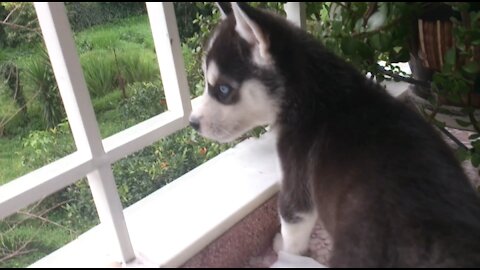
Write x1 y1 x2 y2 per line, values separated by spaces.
231 2 270 63
216 2 232 19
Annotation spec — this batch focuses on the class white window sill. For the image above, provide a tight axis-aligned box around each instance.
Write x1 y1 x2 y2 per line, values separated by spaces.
30 131 282 268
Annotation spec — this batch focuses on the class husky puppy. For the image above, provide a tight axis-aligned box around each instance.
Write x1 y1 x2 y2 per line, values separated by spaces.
189 2 480 267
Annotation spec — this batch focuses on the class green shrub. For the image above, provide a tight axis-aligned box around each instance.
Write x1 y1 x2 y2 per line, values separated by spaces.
21 121 75 168
80 49 159 97
24 47 65 129
0 2 40 47
0 5 7 48
0 82 28 136
92 90 124 114
113 128 233 208
113 145 160 205
80 50 116 97
117 49 159 84
65 2 146 32
0 62 27 116
86 30 121 50
120 81 166 126
119 29 153 50
61 179 99 230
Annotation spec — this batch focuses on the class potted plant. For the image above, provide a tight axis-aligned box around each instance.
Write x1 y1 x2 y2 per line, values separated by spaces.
306 2 480 170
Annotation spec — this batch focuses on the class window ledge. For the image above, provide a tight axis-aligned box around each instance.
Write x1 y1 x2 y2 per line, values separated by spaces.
30 131 282 268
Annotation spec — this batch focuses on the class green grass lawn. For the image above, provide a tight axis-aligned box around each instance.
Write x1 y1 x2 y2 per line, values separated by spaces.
0 218 79 268
0 137 28 185
74 15 155 52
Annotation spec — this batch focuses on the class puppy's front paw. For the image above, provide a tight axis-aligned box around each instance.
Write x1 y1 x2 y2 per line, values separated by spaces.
273 232 283 253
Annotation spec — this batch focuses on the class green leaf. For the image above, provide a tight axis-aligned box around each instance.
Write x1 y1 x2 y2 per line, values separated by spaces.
370 34 383 51
472 139 480 149
455 119 472 127
444 48 456 67
455 147 470 162
357 42 374 60
341 37 358 55
463 62 480 74
393 46 402 53
332 21 343 33
472 152 480 168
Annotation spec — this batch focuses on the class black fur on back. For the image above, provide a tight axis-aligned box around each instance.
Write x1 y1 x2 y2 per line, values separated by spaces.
208 4 480 267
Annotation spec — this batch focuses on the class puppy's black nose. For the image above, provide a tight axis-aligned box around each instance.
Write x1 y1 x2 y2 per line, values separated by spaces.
189 117 200 131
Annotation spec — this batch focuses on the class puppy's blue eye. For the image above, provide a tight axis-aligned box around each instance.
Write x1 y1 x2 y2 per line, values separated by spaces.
219 84 231 95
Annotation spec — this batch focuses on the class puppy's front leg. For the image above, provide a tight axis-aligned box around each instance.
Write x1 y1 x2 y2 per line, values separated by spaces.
274 146 318 255
274 204 318 255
